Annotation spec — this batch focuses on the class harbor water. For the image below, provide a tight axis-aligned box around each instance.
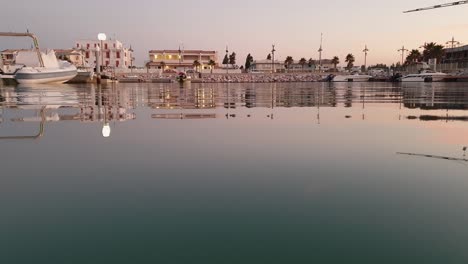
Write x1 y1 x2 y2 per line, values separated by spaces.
1 82 468 263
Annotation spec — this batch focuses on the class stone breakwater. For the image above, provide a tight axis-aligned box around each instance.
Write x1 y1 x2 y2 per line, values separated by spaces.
115 73 324 83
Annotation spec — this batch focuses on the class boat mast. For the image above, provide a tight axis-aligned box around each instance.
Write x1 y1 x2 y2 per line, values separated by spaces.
0 32 45 67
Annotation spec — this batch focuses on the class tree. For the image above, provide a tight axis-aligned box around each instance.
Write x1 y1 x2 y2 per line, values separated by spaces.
299 58 307 71
422 42 445 62
208 59 216 74
267 53 272 60
308 58 315 68
284 56 294 71
229 52 236 68
222 54 229 66
345 54 355 70
405 49 422 65
193 60 201 72
331 56 340 70
245 53 254 71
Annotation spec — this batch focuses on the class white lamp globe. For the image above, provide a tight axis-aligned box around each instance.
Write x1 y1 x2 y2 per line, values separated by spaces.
102 123 111 138
97 33 107 41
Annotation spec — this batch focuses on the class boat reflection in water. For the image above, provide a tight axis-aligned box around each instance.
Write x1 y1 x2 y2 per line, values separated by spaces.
0 84 136 138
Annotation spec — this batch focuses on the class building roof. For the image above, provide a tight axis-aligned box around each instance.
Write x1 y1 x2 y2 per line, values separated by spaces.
445 44 468 53
149 50 217 54
252 59 284 64
1 49 31 53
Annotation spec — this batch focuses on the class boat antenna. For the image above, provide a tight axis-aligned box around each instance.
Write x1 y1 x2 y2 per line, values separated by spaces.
404 1 468 13
397 152 468 162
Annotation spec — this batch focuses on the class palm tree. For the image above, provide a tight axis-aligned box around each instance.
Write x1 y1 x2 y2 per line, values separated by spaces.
331 56 340 70
405 49 422 65
345 54 355 70
284 56 294 72
193 60 201 72
208 59 216 74
422 42 445 62
299 58 307 71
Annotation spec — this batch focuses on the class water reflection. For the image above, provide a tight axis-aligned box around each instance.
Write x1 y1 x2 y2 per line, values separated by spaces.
1 82 468 139
1 82 468 263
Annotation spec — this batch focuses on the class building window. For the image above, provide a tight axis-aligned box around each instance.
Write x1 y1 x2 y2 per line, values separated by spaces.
94 43 97 48
86 44 90 49
86 52 89 58
106 61 109 66
116 52 120 59
105 43 108 50
113 43 116 48
106 52 110 59
76 43 79 48
116 61 120 67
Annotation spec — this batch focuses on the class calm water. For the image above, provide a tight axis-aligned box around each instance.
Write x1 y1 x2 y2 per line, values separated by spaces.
1 81 468 263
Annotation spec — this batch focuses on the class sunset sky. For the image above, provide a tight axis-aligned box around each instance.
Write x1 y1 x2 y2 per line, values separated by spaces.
1 0 467 66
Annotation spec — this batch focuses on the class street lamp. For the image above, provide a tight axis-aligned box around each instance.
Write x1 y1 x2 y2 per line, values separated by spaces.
271 44 276 73
398 46 408 66
318 33 323 72
225 46 229 74
98 33 106 72
362 45 369 71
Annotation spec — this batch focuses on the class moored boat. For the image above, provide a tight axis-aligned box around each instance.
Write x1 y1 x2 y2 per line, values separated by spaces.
13 50 77 84
0 32 77 84
400 70 448 82
331 73 372 82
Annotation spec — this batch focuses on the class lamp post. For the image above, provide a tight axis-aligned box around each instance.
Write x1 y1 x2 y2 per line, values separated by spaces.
225 46 229 74
318 33 323 72
271 44 276 73
362 45 369 72
95 45 101 84
178 45 182 71
398 45 408 66
96 33 107 83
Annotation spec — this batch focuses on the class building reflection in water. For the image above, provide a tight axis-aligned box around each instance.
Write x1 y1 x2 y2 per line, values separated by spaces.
1 82 468 139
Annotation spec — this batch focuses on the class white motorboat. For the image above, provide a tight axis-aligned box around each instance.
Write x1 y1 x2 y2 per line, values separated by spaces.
400 70 448 82
13 50 77 84
0 32 77 84
331 73 371 82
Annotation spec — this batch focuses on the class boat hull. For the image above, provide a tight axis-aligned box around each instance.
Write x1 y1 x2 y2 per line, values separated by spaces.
15 69 77 84
401 76 446 82
66 70 94 83
332 75 371 82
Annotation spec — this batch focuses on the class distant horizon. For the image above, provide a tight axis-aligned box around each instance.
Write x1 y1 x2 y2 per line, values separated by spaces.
1 0 467 67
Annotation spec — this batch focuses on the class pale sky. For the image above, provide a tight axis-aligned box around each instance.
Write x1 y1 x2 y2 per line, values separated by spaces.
1 0 467 66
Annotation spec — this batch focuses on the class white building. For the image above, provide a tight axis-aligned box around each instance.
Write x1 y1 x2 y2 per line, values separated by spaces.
75 39 134 68
249 60 285 73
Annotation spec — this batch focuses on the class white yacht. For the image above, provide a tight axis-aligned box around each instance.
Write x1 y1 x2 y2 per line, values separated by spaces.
400 70 448 82
331 73 372 82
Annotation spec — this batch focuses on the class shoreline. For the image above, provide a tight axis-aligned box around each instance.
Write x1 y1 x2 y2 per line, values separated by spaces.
114 73 326 83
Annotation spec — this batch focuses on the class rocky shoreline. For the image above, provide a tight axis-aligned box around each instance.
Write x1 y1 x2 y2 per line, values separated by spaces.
115 73 325 83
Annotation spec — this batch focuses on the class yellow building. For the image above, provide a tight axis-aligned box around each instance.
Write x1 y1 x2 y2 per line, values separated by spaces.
147 49 218 71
